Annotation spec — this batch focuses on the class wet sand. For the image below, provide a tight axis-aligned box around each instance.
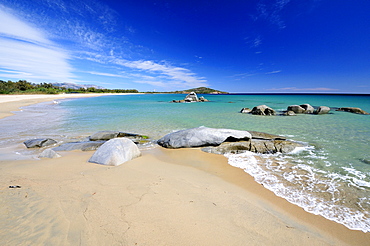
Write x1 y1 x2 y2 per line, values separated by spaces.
0 94 369 245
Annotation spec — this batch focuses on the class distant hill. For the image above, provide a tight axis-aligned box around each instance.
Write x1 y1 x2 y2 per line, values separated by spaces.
171 87 228 94
52 82 105 90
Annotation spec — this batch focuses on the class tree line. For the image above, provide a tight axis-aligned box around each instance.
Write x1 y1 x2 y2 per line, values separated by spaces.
0 80 138 94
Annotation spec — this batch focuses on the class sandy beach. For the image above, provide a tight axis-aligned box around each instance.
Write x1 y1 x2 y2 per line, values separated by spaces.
1 94 369 245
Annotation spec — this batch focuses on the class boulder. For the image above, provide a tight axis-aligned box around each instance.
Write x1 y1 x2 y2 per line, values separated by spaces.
315 106 331 115
53 141 105 151
202 139 305 155
336 107 369 115
240 108 251 114
250 105 276 116
88 138 141 166
300 104 315 114
184 92 199 102
157 126 252 148
287 105 306 114
24 138 57 148
38 149 61 158
199 96 209 102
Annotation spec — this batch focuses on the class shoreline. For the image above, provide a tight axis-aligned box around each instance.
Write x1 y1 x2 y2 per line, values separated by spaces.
1 94 369 245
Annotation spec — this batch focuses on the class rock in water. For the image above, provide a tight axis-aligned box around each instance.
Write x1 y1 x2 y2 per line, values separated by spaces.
157 126 252 148
336 107 369 115
24 138 57 148
300 104 315 114
287 105 306 114
240 108 251 114
184 91 199 102
314 106 331 115
202 139 305 154
88 138 141 166
250 105 276 115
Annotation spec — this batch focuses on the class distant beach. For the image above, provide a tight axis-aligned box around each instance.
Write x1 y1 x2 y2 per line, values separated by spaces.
0 94 369 245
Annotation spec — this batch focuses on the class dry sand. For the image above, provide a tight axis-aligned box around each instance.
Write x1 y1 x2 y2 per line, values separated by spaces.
0 94 369 245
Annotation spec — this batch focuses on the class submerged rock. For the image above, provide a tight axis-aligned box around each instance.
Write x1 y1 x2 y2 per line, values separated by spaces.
89 131 149 143
89 138 141 166
24 138 57 148
39 149 61 158
336 107 369 115
157 126 252 148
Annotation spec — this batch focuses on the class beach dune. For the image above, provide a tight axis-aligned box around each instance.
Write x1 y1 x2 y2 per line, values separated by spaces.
0 94 369 245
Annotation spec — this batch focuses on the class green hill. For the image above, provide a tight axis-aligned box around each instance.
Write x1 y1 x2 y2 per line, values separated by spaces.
172 87 228 94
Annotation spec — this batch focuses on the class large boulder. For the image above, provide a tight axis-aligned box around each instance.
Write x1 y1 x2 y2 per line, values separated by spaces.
89 138 141 166
53 141 105 151
202 139 305 154
287 105 306 114
24 138 57 148
250 105 276 116
336 107 369 115
157 126 252 148
315 106 331 115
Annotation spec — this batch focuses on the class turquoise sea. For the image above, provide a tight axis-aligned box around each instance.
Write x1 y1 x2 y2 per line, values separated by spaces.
1 93 369 232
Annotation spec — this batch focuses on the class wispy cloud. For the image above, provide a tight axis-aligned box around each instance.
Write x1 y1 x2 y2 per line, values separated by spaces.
85 71 128 78
0 1 207 90
268 87 339 91
0 6 74 82
116 60 208 89
253 0 291 29
265 70 282 74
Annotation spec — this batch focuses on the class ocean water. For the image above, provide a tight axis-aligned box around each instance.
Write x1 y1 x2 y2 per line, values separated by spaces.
0 93 369 232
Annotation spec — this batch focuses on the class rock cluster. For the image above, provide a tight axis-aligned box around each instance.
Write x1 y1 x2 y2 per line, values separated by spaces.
241 103 369 116
24 130 147 165
172 92 209 103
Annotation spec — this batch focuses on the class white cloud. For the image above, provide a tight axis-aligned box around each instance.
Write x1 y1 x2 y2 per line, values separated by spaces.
0 6 74 82
0 6 51 45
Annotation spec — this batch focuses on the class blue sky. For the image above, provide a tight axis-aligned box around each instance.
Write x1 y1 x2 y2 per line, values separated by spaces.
0 0 369 93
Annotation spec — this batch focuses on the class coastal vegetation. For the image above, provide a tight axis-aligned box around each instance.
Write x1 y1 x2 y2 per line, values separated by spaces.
0 80 227 95
0 80 138 94
170 87 228 94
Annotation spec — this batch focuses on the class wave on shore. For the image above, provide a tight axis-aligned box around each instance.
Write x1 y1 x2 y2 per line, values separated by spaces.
225 147 370 233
